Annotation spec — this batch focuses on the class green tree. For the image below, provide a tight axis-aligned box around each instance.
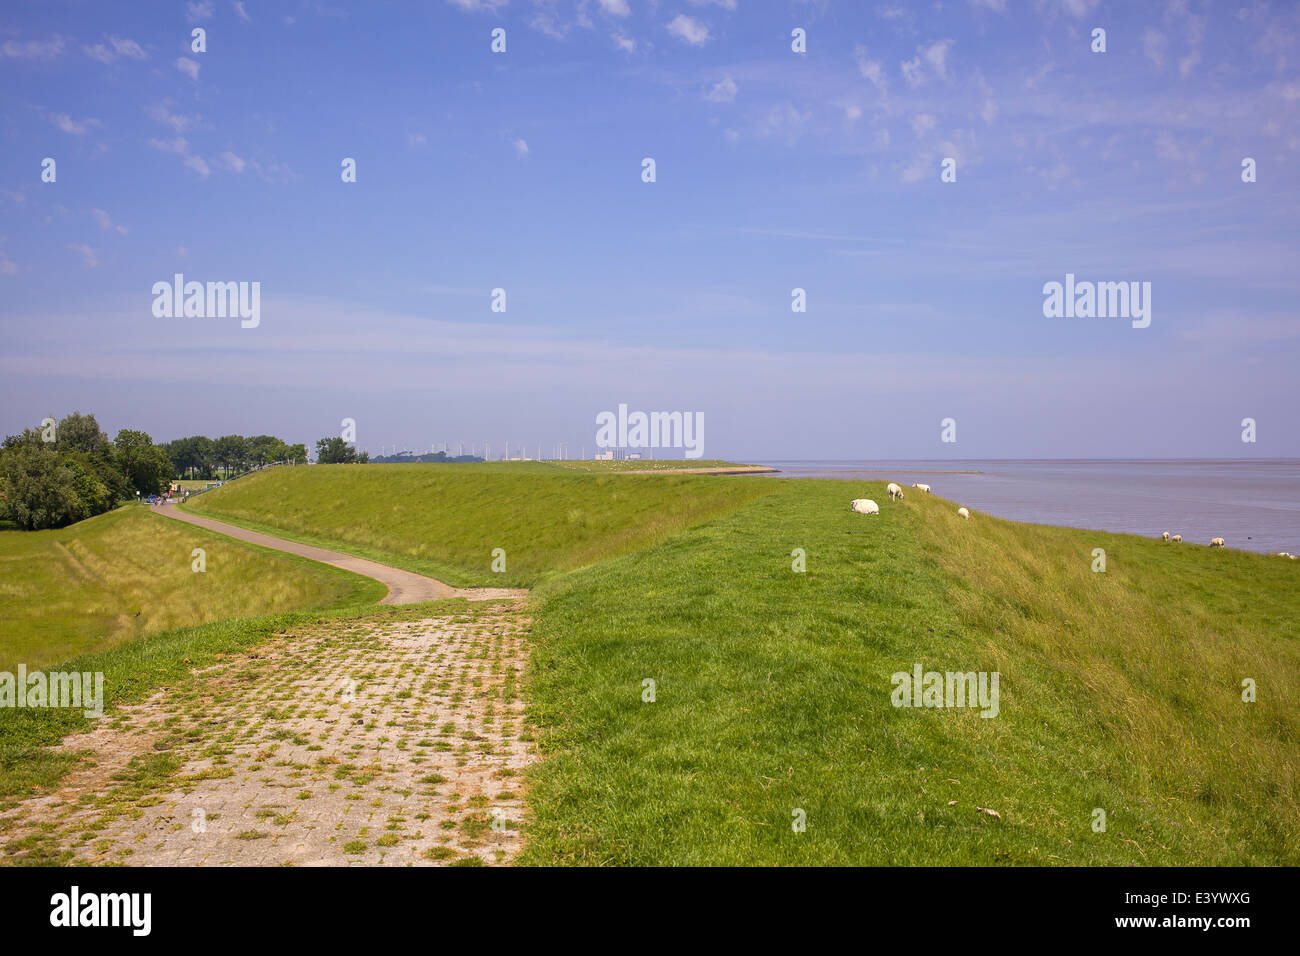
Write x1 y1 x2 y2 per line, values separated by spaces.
315 437 360 464
115 429 173 496
212 435 249 478
0 443 82 530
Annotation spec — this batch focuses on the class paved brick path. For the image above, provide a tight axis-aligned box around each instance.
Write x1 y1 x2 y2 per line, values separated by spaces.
0 610 534 867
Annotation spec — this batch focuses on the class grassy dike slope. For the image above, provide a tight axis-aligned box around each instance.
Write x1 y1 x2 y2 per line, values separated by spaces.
184 463 774 587
522 478 1300 866
0 506 383 672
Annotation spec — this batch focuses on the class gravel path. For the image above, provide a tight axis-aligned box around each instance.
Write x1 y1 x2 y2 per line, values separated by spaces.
152 503 525 605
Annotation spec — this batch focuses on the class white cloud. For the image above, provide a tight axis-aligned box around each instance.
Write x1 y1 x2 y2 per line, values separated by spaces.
217 151 246 173
1143 29 1167 70
705 75 738 103
149 137 212 178
51 113 101 135
612 32 636 52
1 35 65 60
844 104 863 123
911 113 937 136
901 154 933 183
900 56 924 87
758 103 809 145
598 0 631 16
690 0 737 8
447 0 509 12
667 15 710 46
177 57 201 81
513 138 529 156
86 35 146 63
0 252 18 276
91 209 127 235
408 133 428 148
968 0 1007 11
233 1 251 21
922 39 953 79
187 1 215 20
67 243 99 269
854 45 887 93
148 101 199 133
1058 0 1100 16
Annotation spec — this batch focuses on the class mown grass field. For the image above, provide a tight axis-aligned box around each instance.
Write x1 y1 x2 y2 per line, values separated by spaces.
183 463 773 587
520 479 1299 865
0 506 383 672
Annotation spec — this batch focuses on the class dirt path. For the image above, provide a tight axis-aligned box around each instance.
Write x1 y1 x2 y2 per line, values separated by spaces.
152 503 524 605
0 609 534 866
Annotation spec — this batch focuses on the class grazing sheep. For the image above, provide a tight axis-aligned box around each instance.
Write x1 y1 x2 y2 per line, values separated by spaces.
887 482 904 501
1171 534 1182 542
850 498 880 515
1210 537 1225 548
957 507 970 520
1275 552 1293 558
912 482 932 494
1161 531 1170 541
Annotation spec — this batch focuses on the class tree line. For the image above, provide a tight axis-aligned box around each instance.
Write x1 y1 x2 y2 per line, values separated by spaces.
165 434 308 478
0 413 308 530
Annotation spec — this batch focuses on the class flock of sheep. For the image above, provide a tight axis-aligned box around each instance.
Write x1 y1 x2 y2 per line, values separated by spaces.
850 481 969 519
1160 530 1230 548
851 484 1295 558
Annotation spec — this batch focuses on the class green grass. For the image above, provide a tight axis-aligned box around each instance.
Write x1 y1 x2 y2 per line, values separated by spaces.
520 479 1300 865
0 506 384 672
183 463 774 587
548 459 758 472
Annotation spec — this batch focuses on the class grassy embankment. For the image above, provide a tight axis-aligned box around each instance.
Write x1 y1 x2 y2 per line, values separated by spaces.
184 464 1298 864
520 478 1299 865
0 505 382 672
182 463 773 587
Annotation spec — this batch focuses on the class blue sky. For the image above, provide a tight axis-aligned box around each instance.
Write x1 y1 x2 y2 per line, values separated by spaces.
2 0 1298 460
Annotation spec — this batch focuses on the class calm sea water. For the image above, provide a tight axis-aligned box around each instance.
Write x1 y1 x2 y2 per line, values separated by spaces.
758 460 1300 555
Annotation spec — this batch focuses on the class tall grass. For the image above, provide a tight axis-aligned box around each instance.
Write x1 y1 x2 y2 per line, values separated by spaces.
0 506 383 671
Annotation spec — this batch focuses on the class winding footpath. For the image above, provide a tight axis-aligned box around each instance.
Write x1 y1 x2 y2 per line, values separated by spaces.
151 502 526 605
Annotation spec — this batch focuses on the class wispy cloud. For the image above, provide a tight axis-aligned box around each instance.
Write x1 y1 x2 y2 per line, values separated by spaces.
91 209 127 235
66 243 99 269
667 15 710 47
1 35 65 60
50 113 102 136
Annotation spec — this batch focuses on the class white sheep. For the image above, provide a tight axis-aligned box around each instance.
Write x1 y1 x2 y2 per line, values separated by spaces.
957 507 970 520
1210 537 1225 548
1161 531 1170 541
887 482 904 501
851 498 880 515
1171 534 1182 542
912 482 931 494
